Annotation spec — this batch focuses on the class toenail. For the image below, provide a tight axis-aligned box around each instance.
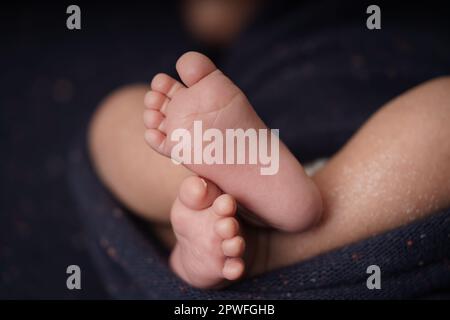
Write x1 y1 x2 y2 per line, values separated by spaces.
183 177 206 200
160 100 169 113
144 91 154 106
199 178 207 188
194 183 206 196
158 119 166 131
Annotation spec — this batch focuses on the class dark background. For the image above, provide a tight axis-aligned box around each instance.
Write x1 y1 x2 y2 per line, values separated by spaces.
0 1 195 299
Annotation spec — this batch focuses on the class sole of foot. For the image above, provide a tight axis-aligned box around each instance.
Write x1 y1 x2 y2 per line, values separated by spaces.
144 51 322 232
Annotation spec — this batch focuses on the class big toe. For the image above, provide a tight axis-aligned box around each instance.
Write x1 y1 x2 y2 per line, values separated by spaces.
176 51 218 87
179 176 222 210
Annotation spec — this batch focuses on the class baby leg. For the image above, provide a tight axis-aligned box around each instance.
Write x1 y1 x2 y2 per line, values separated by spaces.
266 76 450 270
88 85 193 224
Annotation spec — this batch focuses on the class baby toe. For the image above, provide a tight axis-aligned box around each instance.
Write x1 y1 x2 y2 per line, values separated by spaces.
151 73 184 99
212 194 236 217
222 258 244 281
215 217 239 239
144 90 167 110
144 129 166 150
143 109 165 129
222 236 245 257
176 51 218 87
178 176 221 210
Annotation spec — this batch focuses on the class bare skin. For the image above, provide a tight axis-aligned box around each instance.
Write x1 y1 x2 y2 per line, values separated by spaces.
169 176 246 288
266 76 450 269
143 52 322 232
89 71 450 287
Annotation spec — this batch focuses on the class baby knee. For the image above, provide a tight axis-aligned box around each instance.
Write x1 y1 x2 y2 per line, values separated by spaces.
88 84 147 154
427 75 450 87
388 75 450 126
416 76 450 123
417 76 450 108
87 84 148 187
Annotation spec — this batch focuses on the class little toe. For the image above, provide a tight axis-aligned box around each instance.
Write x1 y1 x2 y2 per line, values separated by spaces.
176 51 219 87
151 73 185 99
143 109 165 129
215 217 239 239
222 236 245 257
178 176 222 210
222 258 244 281
144 129 166 150
144 90 167 111
212 194 236 217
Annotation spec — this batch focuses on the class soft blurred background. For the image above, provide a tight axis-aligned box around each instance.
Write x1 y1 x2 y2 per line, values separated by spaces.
1 0 267 299
0 1 195 299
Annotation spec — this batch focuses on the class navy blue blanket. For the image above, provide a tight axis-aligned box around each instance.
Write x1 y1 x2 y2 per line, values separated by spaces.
68 136 450 299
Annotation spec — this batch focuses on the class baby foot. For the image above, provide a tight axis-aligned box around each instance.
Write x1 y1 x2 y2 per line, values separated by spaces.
170 176 245 288
144 51 322 232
